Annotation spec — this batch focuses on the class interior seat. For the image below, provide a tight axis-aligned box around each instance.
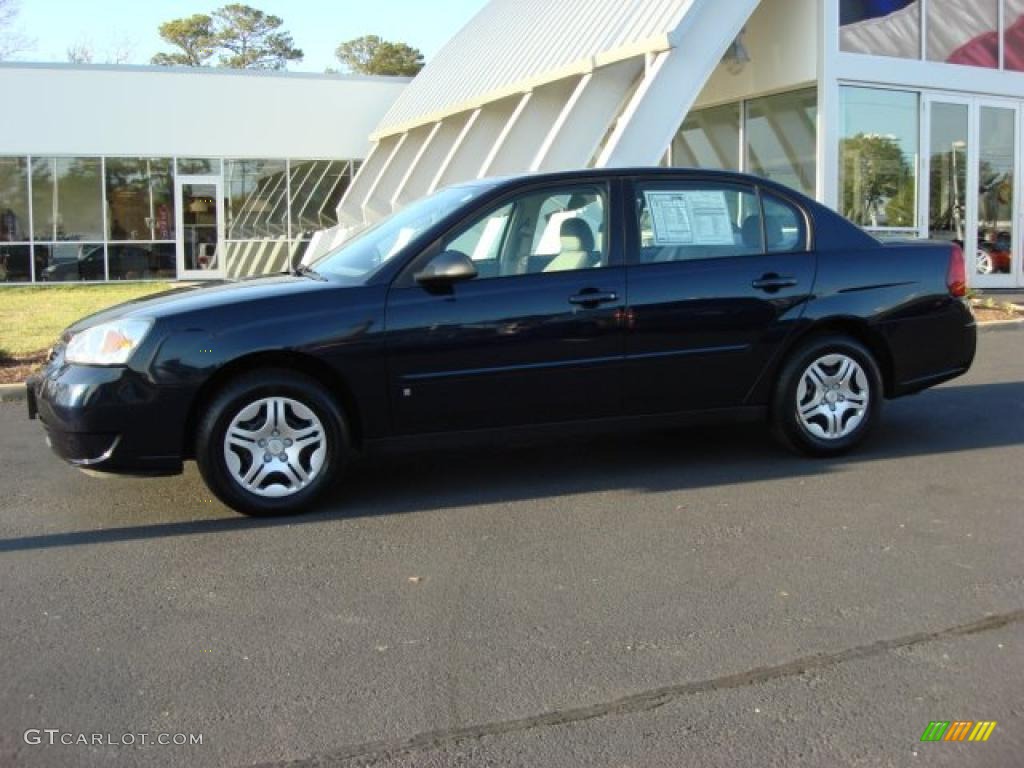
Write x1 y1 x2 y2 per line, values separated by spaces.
544 218 596 272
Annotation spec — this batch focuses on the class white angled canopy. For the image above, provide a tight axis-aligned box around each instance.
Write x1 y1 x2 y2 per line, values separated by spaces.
316 0 761 256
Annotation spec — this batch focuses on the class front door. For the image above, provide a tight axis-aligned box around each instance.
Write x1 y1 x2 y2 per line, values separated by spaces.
925 97 1022 289
623 177 815 414
175 175 225 279
385 181 626 434
972 101 1020 288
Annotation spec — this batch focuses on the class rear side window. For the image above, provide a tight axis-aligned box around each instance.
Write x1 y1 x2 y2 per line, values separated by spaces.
634 182 763 264
762 192 807 253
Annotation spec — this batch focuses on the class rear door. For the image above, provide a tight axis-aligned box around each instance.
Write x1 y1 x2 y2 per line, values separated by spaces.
385 180 626 434
623 176 815 414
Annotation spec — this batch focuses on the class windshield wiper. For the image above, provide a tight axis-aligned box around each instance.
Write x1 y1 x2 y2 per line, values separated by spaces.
293 264 327 282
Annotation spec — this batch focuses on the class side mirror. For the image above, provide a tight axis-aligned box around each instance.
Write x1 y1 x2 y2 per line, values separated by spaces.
414 250 478 286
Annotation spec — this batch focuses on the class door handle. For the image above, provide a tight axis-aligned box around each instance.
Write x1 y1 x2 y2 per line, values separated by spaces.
569 290 618 307
751 274 798 292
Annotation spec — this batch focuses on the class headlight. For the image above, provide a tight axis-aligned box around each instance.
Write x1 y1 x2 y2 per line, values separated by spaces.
65 318 153 366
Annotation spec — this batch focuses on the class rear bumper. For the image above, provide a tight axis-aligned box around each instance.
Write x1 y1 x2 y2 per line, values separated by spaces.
885 299 977 397
27 365 187 476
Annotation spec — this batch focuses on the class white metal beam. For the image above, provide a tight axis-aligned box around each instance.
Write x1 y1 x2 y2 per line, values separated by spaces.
596 0 760 168
362 125 438 219
478 92 534 177
432 97 521 189
391 114 474 205
389 121 443 209
427 109 481 194
535 58 645 172
337 138 391 225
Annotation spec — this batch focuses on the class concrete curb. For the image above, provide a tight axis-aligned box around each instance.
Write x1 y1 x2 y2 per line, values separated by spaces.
2 321 1021 403
0 383 27 404
978 318 1024 334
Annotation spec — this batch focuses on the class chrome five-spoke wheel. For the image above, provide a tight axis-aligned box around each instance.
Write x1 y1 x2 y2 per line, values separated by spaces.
795 354 870 441
223 397 327 498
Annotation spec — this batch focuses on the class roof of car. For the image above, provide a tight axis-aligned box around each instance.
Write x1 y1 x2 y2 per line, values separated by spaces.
471 167 812 201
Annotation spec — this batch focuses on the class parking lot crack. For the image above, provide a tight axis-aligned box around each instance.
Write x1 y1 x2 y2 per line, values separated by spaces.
251 609 1024 767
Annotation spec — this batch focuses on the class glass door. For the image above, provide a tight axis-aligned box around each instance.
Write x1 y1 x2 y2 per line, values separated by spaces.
973 101 1019 288
175 174 225 279
922 96 974 258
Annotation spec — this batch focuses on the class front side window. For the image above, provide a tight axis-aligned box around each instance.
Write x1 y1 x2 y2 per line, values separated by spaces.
440 185 608 280
633 182 763 264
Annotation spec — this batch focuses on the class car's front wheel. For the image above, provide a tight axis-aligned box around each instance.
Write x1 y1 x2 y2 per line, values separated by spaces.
196 369 348 516
771 335 882 457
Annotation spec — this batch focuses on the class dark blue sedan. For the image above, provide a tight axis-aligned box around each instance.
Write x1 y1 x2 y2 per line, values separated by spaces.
28 169 977 516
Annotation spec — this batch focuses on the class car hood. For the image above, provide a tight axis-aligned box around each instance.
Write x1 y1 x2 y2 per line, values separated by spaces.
65 275 342 334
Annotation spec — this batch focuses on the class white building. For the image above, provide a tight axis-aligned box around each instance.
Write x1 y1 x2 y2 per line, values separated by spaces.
335 0 1024 290
0 63 409 282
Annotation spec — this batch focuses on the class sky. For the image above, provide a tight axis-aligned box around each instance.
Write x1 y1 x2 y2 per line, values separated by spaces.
6 0 490 72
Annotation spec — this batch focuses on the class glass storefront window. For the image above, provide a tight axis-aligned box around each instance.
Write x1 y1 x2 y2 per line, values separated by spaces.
670 104 740 171
36 243 106 282
929 0 999 68
224 159 288 241
108 243 176 280
0 157 30 244
839 87 919 230
288 160 353 239
31 157 104 241
1006 0 1024 71
177 158 222 175
840 0 921 59
3 155 360 282
927 102 970 245
0 245 33 283
745 88 817 198
106 157 175 241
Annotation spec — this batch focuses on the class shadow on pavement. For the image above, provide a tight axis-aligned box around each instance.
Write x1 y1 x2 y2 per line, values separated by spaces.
1 380 1021 553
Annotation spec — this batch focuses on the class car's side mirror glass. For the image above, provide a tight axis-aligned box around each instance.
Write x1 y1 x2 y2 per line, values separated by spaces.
414 250 478 286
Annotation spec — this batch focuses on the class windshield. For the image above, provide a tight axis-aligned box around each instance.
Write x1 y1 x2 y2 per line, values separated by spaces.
313 184 493 281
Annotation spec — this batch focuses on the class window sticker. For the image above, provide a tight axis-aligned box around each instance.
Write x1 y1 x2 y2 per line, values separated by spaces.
644 190 735 246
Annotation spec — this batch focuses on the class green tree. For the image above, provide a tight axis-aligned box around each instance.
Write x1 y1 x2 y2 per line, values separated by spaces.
840 133 914 228
213 4 302 70
151 14 217 67
151 5 302 70
335 35 424 76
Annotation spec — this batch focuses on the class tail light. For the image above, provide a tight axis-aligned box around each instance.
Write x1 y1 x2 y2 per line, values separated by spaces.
947 242 967 298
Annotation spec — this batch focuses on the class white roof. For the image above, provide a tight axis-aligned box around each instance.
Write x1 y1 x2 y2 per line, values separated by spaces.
374 0 694 138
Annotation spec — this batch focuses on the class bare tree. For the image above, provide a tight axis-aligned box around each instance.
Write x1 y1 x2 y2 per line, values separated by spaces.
66 41 94 64
0 0 33 59
67 34 135 65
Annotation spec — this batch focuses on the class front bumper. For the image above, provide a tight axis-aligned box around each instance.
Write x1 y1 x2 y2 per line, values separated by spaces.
27 363 186 476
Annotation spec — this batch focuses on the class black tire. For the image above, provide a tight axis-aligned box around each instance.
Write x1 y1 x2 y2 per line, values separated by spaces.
196 369 348 516
771 335 883 457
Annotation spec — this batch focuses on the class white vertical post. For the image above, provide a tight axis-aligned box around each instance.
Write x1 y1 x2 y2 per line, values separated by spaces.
817 0 841 209
26 155 35 283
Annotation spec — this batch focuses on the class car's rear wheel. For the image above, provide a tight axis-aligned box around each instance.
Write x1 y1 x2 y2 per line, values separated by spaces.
771 335 882 457
196 369 348 516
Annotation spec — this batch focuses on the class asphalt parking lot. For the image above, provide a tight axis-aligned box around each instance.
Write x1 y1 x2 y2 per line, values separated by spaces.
1 328 1022 768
